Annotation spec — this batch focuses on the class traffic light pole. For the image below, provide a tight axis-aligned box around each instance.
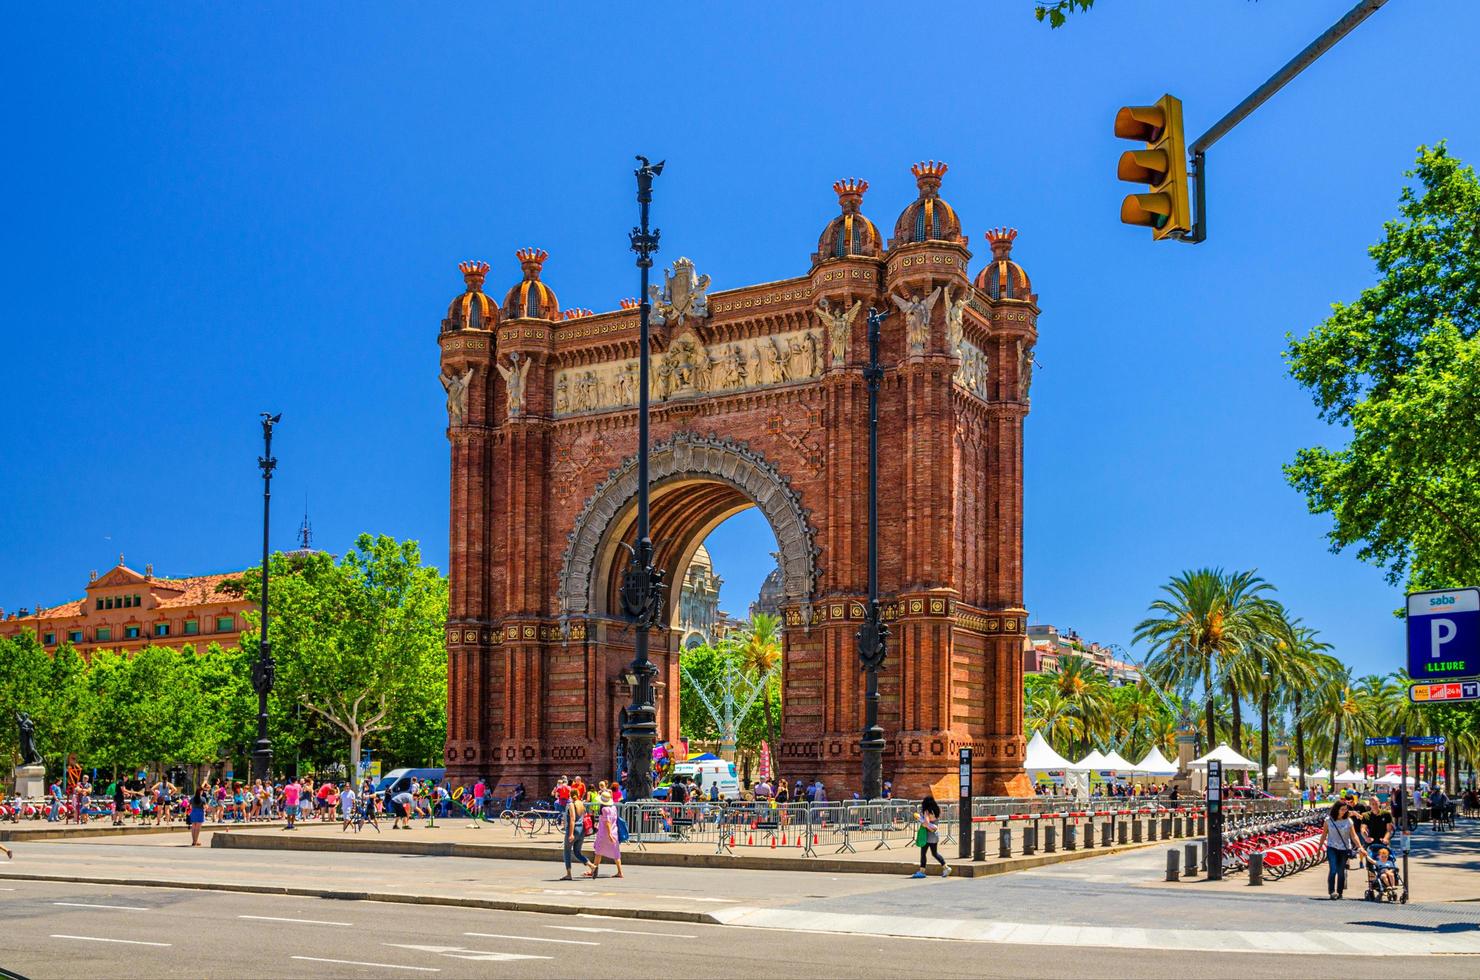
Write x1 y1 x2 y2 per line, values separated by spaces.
1176 0 1388 245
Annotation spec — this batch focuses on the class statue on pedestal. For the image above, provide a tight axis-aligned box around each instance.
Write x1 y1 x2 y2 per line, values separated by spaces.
16 712 40 767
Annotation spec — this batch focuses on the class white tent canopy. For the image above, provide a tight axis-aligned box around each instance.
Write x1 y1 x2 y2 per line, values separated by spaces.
1374 772 1415 787
1134 747 1178 776
1266 763 1302 777
1308 768 1332 781
1099 750 1138 772
1189 744 1259 770
1077 749 1111 771
1024 731 1082 772
1335 769 1367 784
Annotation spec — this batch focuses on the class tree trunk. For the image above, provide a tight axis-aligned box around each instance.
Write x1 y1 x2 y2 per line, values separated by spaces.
348 730 362 786
1202 656 1216 752
1294 693 1307 791
762 697 778 775
1228 678 1243 755
1260 691 1270 791
1330 716 1341 783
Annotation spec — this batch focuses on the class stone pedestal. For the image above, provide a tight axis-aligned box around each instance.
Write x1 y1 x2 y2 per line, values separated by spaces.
13 764 45 800
1170 724 1198 794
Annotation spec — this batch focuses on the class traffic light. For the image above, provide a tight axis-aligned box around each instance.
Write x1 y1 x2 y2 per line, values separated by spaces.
1114 94 1191 240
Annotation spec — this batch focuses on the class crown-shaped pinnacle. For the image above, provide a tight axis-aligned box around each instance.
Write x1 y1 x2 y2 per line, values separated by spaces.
619 298 639 310
561 308 593 320
985 227 1018 257
516 247 549 279
911 160 948 194
458 260 490 290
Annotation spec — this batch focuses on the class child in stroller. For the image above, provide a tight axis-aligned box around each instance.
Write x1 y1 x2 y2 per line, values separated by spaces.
1363 843 1402 903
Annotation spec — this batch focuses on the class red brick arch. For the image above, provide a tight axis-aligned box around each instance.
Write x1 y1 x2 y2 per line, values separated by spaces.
438 179 1036 798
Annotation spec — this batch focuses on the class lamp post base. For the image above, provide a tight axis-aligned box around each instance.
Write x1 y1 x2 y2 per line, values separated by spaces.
251 742 273 784
861 724 885 801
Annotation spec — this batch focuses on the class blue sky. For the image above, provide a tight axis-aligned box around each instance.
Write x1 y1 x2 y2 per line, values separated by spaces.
2 3 1475 681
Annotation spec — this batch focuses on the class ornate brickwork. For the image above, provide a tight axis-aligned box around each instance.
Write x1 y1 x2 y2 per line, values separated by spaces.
437 163 1039 798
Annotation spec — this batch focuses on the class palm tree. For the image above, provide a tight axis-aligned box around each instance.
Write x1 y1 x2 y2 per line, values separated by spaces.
1134 568 1278 753
735 613 782 762
1050 654 1113 755
1273 622 1334 791
1313 663 1363 778
1024 683 1086 756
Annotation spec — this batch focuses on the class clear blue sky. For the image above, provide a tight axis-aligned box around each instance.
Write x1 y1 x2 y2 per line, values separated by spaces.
3 3 1475 681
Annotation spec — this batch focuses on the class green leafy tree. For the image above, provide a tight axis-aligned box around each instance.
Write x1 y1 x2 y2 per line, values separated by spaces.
0 632 52 767
735 612 783 759
1034 0 1096 28
224 534 449 778
1285 144 1480 590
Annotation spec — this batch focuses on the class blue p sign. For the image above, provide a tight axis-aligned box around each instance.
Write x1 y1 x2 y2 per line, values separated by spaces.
1407 588 1480 680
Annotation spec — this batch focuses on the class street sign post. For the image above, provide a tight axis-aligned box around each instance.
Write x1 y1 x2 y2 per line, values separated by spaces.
958 748 972 860
1406 587 1480 681
1206 759 1223 881
1404 735 1446 753
1365 735 1402 747
1410 680 1480 704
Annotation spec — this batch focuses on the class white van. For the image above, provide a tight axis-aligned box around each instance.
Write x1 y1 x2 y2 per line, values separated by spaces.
670 758 741 800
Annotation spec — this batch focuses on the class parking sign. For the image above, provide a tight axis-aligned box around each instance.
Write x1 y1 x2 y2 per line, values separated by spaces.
1406 588 1480 681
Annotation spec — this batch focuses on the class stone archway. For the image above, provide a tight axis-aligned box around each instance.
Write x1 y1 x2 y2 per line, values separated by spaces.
557 432 818 624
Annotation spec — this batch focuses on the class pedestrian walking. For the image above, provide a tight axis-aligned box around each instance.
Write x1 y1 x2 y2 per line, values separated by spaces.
282 779 300 830
340 782 358 831
187 786 207 846
912 793 950 878
560 796 589 880
586 791 623 879
1318 799 1359 900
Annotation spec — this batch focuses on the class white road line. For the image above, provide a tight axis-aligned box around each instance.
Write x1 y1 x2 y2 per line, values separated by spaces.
51 935 171 947
52 902 149 911
385 944 550 963
292 956 438 972
551 924 698 938
238 914 352 926
464 932 599 945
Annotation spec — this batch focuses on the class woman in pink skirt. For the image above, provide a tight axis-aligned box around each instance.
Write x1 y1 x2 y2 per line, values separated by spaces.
585 791 623 879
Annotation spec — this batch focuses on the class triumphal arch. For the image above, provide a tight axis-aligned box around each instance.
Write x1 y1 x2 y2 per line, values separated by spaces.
436 163 1036 797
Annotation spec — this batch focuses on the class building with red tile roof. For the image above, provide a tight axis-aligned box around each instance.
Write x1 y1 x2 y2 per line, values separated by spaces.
0 559 253 657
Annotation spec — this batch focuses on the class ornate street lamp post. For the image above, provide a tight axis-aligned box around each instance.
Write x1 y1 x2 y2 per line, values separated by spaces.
619 156 666 800
250 412 281 783
855 308 889 800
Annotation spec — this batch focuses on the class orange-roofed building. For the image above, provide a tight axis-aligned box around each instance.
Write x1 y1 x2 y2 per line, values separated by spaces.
0 559 254 657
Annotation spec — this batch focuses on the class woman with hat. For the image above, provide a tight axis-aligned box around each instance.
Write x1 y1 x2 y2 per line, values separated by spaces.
585 790 623 879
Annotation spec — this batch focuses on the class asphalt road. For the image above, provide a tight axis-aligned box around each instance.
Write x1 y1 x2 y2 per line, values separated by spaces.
2 879 1476 980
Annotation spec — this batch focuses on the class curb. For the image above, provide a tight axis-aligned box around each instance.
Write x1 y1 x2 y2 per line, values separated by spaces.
1 821 287 843
211 828 1166 877
0 870 722 925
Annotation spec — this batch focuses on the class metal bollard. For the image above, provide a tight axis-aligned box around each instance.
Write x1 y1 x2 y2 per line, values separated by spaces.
1118 819 1129 845
1174 815 1184 838
973 829 986 862
1023 824 1038 856
1184 842 1199 878
1132 817 1143 842
999 826 1012 858
1102 822 1113 847
1064 823 1077 850
1162 816 1173 839
1147 816 1159 841
1044 825 1057 853
1084 818 1095 849
1197 815 1206 836
1166 848 1181 882
1248 851 1264 885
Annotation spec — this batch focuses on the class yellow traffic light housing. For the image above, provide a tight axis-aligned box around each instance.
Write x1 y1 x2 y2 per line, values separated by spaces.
1114 95 1191 240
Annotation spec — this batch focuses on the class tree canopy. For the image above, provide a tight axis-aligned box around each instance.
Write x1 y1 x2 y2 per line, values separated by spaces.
1285 143 1480 590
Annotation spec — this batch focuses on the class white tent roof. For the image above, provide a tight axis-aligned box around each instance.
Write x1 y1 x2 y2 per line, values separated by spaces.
1077 749 1111 770
1099 750 1138 772
1189 744 1259 770
1134 747 1178 775
1308 768 1332 780
1335 769 1366 783
1024 731 1082 772
1265 763 1302 777
1374 772 1415 786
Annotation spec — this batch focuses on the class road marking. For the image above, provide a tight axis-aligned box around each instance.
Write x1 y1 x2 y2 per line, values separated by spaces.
293 956 438 972
551 924 698 938
385 943 550 963
464 932 598 945
52 902 149 911
239 914 352 926
52 935 171 947
652 894 735 903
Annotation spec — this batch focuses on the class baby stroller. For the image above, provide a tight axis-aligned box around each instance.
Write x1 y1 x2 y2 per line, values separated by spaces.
1362 842 1404 904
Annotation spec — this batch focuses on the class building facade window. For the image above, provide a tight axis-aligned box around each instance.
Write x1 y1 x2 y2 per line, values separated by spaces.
43 632 55 645
216 616 234 632
97 627 112 642
125 626 141 639
68 630 83 643
184 620 199 635
153 623 170 637
96 598 104 611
